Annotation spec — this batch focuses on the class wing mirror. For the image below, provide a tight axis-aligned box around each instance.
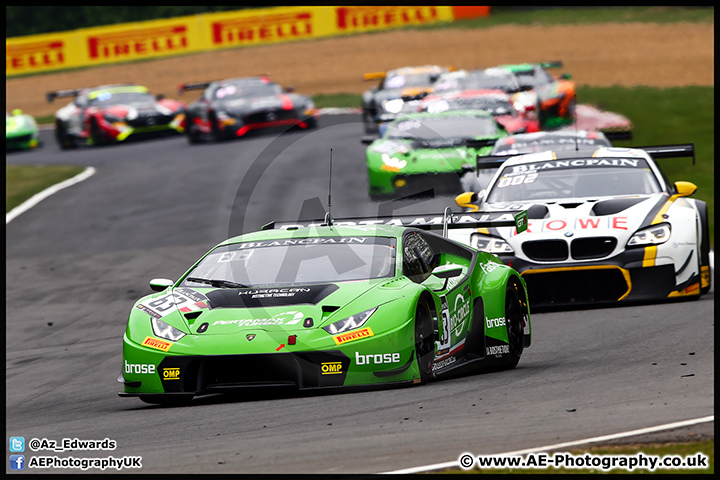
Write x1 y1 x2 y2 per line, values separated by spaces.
431 265 463 290
361 135 378 144
674 181 697 197
149 278 174 292
455 191 479 210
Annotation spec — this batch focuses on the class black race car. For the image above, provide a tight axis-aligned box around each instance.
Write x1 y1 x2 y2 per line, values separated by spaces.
179 76 318 143
361 65 452 134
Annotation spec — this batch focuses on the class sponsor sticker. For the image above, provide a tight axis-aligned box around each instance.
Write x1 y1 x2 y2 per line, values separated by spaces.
333 327 374 345
162 367 180 380
432 355 456 371
486 344 510 357
486 317 506 329
321 362 343 374
141 336 172 352
355 352 401 365
124 360 156 375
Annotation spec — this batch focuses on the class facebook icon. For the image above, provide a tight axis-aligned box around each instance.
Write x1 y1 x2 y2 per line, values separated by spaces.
10 454 25 470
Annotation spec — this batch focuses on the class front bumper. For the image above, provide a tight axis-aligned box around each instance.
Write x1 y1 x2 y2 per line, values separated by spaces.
368 170 464 199
500 248 701 307
119 320 417 397
6 132 39 150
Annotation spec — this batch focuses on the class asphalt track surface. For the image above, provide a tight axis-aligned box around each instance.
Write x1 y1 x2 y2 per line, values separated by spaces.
6 117 714 474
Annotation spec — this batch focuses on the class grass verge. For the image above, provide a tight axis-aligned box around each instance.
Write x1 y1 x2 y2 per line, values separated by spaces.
6 164 85 213
425 6 714 30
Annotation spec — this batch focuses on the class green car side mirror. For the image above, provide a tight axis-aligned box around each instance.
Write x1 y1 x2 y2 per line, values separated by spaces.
149 278 174 292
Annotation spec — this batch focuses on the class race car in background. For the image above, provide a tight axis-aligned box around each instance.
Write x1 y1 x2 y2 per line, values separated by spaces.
362 110 508 200
495 62 576 130
450 144 711 308
418 89 541 134
6 109 40 151
361 65 452 134
431 68 524 95
47 84 186 149
119 211 531 405
465 129 632 190
179 76 318 143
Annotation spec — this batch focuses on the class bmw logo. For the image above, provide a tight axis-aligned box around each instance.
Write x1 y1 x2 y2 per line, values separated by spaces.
564 232 574 237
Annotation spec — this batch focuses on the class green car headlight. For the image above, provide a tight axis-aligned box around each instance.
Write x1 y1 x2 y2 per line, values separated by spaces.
627 223 671 247
322 307 377 335
151 317 186 341
471 232 514 254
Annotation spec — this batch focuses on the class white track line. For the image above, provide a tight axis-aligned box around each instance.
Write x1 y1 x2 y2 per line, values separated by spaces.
6 166 96 224
381 415 714 474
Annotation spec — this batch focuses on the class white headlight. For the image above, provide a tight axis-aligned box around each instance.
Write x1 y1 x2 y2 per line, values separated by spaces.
151 317 186 341
322 307 377 335
382 99 404 114
471 233 514 254
627 223 671 247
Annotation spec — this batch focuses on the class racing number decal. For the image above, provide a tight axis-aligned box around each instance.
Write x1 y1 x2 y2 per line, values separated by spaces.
437 295 451 351
436 290 472 355
496 173 538 188
137 289 208 319
147 296 176 313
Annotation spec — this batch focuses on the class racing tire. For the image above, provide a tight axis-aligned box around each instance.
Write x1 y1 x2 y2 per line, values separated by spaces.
362 109 378 135
139 395 193 406
304 116 318 129
89 118 108 146
414 297 436 383
697 202 711 295
208 111 225 142
503 278 527 370
54 121 76 149
185 114 202 144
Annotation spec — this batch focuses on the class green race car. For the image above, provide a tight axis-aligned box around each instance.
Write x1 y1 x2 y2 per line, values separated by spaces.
6 109 40 151
119 211 531 405
363 110 508 200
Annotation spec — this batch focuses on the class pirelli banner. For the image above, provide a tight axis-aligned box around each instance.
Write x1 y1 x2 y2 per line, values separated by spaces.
6 6 490 77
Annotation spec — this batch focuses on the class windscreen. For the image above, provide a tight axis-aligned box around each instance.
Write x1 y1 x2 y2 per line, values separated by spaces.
513 67 554 88
181 237 397 287
425 95 517 116
88 90 155 106
211 82 283 100
386 115 498 141
383 73 437 89
486 158 661 203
